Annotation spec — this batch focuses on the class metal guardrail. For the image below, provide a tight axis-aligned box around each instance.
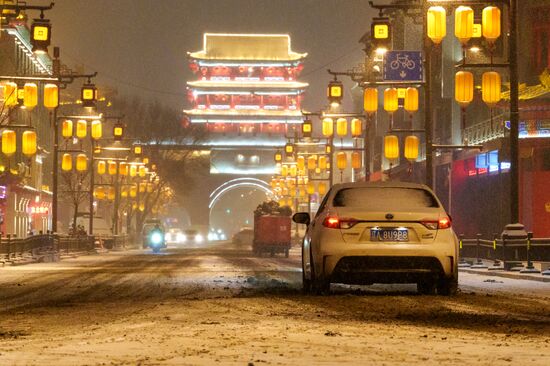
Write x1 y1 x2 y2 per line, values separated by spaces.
458 233 550 274
462 113 506 145
0 234 129 265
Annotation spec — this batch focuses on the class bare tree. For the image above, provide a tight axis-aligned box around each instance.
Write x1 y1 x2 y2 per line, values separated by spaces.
60 170 89 234
108 95 209 232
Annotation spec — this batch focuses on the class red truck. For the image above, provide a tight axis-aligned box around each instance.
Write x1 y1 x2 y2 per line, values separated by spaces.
253 215 291 257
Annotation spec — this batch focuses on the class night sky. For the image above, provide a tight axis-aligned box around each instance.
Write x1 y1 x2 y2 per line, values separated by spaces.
34 0 379 112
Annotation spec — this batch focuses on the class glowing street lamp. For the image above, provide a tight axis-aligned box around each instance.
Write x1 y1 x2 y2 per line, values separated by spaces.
351 118 362 137
482 71 502 107
61 153 72 171
1 130 16 157
384 135 399 161
76 120 87 139
23 83 38 110
43 83 58 110
455 6 474 46
274 150 283 163
302 119 312 138
327 79 343 107
62 120 73 139
113 122 124 141
76 154 88 172
363 88 378 115
3 82 18 107
455 71 474 108
336 118 347 137
284 142 295 158
22 130 37 157
371 17 392 52
91 120 102 140
81 83 98 109
404 135 420 162
30 18 51 54
322 117 334 137
482 6 501 46
427 6 446 45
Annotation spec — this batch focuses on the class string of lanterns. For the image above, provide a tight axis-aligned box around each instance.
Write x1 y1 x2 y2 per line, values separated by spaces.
363 85 420 163
0 82 60 159
427 6 501 47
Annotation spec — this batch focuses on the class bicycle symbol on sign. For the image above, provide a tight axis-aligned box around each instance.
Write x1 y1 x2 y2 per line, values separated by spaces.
390 53 416 70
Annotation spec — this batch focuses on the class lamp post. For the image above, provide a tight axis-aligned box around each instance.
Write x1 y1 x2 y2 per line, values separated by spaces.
508 0 519 223
50 47 98 233
422 0 434 188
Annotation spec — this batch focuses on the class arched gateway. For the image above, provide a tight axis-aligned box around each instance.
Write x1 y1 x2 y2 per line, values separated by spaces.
209 178 274 211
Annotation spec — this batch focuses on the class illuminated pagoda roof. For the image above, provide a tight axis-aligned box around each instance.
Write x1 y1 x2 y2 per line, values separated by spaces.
183 109 303 121
187 80 308 90
188 33 307 62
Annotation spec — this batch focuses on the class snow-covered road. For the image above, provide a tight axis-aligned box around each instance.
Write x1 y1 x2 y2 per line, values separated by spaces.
1 241 548 365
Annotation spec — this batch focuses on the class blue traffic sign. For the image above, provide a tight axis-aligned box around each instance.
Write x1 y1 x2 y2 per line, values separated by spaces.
383 51 423 81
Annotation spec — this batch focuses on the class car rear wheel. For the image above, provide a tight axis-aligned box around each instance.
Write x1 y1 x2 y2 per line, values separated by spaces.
437 277 458 296
417 280 437 295
312 278 330 295
310 255 330 295
301 245 313 294
302 268 312 294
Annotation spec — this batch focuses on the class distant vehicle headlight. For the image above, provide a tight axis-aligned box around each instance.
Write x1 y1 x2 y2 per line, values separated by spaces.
150 232 163 245
196 234 204 243
165 233 172 242
177 233 185 242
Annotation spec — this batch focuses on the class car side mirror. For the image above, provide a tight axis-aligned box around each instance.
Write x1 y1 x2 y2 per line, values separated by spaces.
292 212 310 225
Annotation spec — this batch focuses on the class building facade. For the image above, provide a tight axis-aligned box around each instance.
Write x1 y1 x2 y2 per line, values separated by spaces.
0 12 54 237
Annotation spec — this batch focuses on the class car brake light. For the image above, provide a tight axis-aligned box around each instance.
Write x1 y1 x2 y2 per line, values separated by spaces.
323 216 340 229
323 216 357 229
420 216 452 230
438 217 451 229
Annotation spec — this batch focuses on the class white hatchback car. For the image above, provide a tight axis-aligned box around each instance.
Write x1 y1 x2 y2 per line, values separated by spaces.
293 182 458 295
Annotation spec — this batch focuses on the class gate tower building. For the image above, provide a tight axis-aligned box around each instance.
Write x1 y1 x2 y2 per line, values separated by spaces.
185 33 308 175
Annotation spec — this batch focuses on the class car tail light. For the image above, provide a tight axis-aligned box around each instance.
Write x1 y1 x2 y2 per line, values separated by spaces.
323 216 357 229
438 216 451 229
323 216 340 229
420 216 452 230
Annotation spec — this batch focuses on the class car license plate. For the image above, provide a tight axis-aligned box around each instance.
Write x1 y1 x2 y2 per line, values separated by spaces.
370 228 409 242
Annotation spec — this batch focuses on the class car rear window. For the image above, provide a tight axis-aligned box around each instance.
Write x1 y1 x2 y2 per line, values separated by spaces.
333 187 439 210
184 230 198 235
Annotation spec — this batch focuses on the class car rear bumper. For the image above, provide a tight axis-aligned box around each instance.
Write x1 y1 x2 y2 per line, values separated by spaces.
329 256 450 285
319 240 457 284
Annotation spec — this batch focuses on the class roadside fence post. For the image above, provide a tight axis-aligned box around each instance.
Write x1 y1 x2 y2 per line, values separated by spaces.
502 233 508 270
520 231 540 273
7 234 11 261
489 233 503 270
458 234 471 268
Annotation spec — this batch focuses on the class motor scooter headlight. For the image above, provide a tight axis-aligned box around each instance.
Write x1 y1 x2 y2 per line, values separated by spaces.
150 232 163 245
